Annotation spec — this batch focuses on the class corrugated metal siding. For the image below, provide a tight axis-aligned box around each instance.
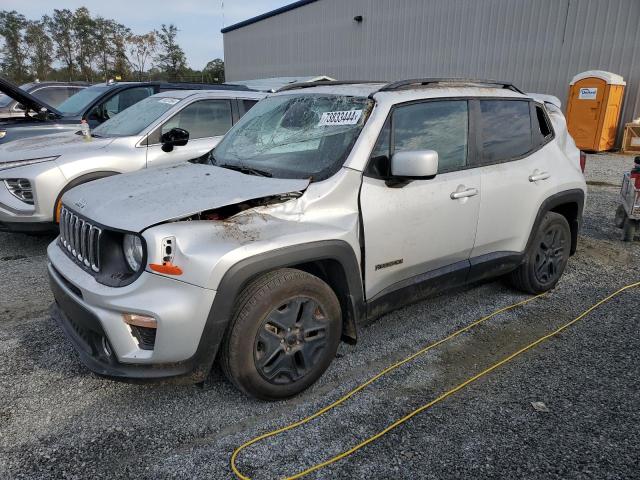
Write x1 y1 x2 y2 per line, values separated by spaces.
224 0 640 143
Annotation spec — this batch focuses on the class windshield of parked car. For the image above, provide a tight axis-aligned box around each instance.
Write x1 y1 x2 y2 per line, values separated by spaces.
56 85 111 115
92 96 181 137
212 94 373 181
0 83 34 107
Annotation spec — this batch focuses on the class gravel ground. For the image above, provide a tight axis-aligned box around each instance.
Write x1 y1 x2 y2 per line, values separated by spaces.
1 153 638 479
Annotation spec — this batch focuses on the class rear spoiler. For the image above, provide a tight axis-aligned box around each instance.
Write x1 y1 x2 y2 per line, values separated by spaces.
527 93 562 109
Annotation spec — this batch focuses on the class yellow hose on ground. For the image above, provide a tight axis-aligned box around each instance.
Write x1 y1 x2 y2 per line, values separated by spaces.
231 281 640 480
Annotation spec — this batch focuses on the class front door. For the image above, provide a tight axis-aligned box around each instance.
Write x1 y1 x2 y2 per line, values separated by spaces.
145 99 233 168
359 99 481 300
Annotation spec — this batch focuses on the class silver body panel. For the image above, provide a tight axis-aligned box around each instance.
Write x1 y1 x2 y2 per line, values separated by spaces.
48 84 587 368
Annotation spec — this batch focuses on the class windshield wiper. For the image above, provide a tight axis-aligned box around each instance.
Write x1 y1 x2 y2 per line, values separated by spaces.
217 163 272 177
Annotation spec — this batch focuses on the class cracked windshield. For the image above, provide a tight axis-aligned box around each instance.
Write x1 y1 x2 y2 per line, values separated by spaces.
212 94 373 181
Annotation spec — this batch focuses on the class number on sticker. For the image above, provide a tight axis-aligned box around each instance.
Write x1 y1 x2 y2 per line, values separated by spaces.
318 110 363 126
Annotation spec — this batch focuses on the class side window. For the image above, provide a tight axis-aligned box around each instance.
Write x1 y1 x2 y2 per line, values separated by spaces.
100 86 154 119
242 99 258 114
535 105 553 140
160 100 233 140
479 100 532 164
366 118 391 177
392 100 468 173
31 87 73 107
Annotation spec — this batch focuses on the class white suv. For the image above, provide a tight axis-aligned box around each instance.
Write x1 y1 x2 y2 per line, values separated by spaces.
47 79 587 399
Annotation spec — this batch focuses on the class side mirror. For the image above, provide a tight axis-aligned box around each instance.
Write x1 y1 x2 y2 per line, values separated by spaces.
161 127 190 152
15 103 26 111
390 150 438 179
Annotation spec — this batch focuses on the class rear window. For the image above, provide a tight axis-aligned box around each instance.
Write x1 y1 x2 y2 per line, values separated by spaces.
479 100 532 164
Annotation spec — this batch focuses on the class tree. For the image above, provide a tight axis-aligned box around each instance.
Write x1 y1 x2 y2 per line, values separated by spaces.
92 18 130 80
203 58 224 83
128 32 157 80
0 10 29 82
72 7 96 81
110 22 131 79
24 19 53 80
154 24 187 79
47 9 76 80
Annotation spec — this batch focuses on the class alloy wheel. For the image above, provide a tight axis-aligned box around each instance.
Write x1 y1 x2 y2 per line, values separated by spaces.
254 297 329 385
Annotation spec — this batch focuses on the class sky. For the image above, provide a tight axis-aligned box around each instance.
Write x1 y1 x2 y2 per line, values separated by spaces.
1 0 294 69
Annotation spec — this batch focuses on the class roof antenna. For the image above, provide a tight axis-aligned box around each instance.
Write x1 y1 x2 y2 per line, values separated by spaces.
221 0 225 28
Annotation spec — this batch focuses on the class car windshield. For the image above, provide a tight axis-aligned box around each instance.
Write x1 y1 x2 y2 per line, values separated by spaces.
212 94 373 181
0 83 33 108
92 96 181 138
56 85 111 115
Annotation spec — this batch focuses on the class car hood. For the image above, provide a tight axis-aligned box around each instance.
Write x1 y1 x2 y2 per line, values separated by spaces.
62 163 311 232
0 77 63 118
0 132 114 162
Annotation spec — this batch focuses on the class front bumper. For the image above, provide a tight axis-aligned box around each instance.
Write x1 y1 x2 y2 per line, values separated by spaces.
47 241 219 383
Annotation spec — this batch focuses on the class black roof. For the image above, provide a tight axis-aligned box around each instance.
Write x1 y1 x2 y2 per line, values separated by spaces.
221 0 320 33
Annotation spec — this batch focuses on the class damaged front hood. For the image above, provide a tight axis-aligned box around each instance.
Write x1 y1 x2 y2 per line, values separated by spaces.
62 163 310 232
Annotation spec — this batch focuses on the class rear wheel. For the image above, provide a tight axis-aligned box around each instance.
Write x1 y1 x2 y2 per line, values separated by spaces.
220 268 341 400
509 212 571 294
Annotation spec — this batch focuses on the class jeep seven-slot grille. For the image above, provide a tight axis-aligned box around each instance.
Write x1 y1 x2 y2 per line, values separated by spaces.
59 207 102 272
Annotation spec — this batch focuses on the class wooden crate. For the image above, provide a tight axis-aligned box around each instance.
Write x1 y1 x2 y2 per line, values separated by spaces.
622 123 640 153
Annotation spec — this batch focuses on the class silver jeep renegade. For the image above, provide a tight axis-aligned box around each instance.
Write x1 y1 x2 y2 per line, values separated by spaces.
47 79 587 399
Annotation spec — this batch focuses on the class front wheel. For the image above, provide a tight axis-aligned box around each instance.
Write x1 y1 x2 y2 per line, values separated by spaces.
219 268 342 400
509 212 571 294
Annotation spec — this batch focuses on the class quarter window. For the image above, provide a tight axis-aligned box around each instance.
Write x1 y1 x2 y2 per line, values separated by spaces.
479 100 532 164
535 105 553 139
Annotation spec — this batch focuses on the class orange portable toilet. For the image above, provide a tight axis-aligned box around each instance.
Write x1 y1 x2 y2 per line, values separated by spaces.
566 70 625 152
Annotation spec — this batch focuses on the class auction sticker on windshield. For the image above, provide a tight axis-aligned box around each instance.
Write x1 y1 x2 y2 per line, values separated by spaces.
318 110 362 126
159 98 180 105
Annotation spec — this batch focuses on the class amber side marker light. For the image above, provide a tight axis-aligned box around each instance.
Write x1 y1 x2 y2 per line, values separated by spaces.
122 313 157 329
149 262 183 275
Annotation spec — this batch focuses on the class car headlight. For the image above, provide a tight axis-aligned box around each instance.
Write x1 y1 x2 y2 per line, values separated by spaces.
123 234 144 272
0 130 6 139
0 156 59 172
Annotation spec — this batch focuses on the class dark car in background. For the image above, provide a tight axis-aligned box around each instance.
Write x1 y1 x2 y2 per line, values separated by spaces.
0 81 89 119
0 78 251 145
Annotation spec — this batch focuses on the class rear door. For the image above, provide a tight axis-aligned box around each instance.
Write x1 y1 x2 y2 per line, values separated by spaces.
359 99 481 300
470 99 556 264
145 99 233 168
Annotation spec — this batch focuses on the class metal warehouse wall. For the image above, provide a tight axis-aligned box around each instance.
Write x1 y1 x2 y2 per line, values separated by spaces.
223 0 640 141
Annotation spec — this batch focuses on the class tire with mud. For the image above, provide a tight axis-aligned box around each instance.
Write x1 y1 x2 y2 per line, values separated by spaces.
509 212 571 294
219 268 342 400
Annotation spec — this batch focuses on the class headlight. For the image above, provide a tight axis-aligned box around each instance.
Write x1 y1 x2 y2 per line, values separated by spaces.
0 156 59 172
0 130 6 139
4 178 34 204
123 234 144 271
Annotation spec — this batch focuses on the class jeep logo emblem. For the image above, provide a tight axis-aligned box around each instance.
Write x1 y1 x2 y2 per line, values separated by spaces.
74 199 87 209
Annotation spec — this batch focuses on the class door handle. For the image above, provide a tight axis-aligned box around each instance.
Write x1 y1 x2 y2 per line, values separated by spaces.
450 187 479 200
529 171 551 182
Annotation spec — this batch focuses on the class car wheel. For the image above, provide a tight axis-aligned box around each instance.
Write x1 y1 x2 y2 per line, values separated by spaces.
220 268 342 400
509 212 571 294
622 218 637 242
614 204 626 229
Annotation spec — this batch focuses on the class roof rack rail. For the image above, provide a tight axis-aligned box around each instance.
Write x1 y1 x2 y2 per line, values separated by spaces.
276 80 382 92
377 78 525 94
